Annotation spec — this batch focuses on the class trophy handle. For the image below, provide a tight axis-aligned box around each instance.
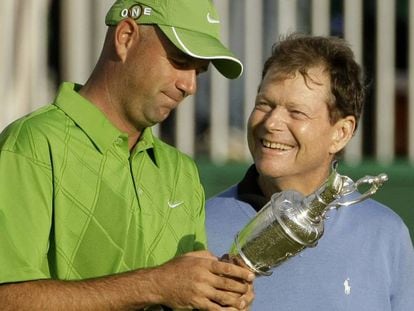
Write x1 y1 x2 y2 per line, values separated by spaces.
331 173 388 208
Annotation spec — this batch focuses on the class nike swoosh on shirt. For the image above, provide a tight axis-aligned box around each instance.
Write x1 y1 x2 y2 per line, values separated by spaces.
168 201 184 208
207 13 220 24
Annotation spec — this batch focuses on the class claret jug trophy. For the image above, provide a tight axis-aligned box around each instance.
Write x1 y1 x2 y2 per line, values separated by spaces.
228 161 388 276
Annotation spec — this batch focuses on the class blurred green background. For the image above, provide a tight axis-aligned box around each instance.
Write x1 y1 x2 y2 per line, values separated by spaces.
197 159 414 242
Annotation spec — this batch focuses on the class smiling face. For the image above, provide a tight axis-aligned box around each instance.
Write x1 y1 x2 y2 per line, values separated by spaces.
248 66 355 196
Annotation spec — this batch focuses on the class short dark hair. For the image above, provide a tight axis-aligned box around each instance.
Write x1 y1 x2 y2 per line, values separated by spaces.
261 33 365 132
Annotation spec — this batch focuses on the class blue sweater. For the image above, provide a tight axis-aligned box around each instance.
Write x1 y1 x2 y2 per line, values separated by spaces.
206 185 414 311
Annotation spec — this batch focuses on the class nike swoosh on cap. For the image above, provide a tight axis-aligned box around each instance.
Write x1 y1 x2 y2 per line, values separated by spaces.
207 12 220 24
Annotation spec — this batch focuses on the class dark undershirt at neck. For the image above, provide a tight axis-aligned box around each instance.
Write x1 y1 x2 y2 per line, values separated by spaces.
236 164 269 212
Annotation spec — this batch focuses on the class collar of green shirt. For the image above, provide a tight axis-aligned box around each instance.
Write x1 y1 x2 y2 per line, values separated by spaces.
53 82 158 164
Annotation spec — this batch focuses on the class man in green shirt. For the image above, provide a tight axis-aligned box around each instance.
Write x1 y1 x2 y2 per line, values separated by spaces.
0 1 255 310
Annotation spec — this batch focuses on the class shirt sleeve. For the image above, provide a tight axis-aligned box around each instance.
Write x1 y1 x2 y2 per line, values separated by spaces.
0 149 53 284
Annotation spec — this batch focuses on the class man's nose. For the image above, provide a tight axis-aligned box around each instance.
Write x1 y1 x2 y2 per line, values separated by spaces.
263 107 287 131
177 69 197 97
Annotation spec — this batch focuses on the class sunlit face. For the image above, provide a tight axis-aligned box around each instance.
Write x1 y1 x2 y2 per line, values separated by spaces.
116 25 209 132
248 66 343 195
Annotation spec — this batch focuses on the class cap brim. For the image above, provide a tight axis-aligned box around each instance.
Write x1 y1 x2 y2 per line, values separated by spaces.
158 25 243 79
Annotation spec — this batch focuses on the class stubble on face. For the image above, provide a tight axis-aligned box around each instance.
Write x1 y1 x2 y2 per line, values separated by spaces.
117 25 208 133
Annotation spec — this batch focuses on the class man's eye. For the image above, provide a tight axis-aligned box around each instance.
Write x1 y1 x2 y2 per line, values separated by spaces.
290 110 307 119
255 102 272 112
170 57 189 68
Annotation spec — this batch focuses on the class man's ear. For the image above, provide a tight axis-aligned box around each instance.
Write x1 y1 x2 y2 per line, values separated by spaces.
329 116 356 154
114 18 139 62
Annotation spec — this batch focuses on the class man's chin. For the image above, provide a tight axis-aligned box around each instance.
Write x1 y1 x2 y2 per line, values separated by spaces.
148 114 170 127
158 111 172 123
255 161 287 178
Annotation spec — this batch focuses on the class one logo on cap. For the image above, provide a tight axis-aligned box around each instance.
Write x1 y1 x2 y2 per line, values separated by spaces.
120 4 143 20
207 12 220 24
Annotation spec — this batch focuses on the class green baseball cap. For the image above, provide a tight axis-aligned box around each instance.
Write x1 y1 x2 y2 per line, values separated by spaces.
105 0 243 79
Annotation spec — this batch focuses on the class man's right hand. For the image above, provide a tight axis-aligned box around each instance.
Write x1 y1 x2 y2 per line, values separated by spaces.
149 250 255 310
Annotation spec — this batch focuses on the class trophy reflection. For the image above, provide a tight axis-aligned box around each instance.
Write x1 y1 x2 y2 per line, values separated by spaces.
228 162 388 276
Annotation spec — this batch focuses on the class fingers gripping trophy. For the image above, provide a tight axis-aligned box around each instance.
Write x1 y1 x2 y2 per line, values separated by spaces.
227 161 388 276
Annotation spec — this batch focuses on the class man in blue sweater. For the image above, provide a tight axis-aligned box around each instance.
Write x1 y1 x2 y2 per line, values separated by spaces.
206 34 414 310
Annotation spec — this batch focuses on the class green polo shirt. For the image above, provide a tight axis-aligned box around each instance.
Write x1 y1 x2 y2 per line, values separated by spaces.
0 82 206 283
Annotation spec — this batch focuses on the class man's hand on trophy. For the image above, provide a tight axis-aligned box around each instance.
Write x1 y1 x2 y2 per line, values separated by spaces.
220 254 251 271
216 253 256 310
151 250 255 310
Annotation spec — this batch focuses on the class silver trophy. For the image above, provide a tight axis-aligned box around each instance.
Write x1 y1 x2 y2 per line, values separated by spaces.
228 162 388 276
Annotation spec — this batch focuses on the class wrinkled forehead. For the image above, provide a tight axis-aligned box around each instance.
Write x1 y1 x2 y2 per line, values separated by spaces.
262 65 330 90
260 66 334 106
